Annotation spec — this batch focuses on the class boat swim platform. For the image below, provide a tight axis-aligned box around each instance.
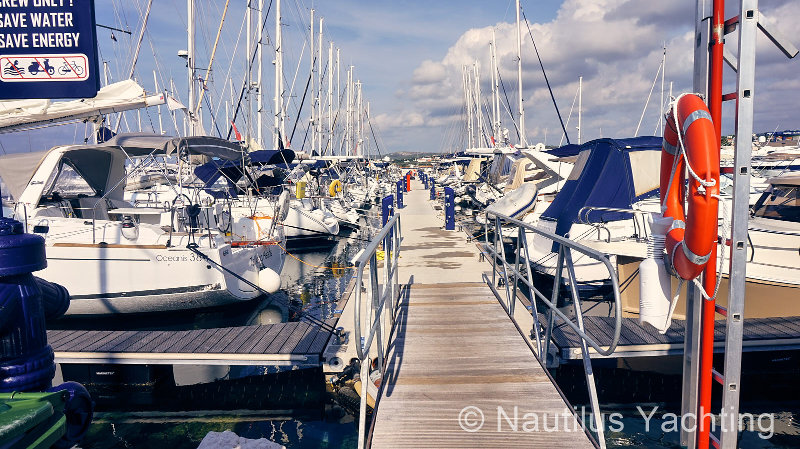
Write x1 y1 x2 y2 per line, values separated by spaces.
544 314 800 361
47 318 338 367
365 183 596 448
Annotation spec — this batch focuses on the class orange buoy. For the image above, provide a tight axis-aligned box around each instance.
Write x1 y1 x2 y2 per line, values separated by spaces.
660 94 720 281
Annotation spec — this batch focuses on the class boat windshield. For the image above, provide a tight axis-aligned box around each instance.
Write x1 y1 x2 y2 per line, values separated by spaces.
752 184 800 223
42 159 96 199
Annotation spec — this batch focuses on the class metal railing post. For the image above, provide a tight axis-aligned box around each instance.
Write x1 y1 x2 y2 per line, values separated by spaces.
353 214 402 449
564 248 606 449
520 227 544 355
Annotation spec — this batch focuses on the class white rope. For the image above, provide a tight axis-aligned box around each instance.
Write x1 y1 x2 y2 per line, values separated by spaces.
671 93 717 189
661 278 685 334
662 94 724 302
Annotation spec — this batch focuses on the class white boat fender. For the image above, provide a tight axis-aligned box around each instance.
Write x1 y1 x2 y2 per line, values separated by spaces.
257 268 282 294
639 214 675 333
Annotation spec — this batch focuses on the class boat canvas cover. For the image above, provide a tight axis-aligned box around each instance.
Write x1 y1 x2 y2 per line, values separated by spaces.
462 158 484 182
101 133 246 161
0 145 127 202
194 160 247 198
101 133 175 157
249 149 295 166
484 182 538 221
541 136 662 238
0 151 48 200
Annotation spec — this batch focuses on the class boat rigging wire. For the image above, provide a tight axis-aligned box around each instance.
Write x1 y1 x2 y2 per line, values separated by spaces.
521 9 570 145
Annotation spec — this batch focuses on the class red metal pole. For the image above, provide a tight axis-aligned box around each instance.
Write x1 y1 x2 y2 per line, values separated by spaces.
697 1 724 448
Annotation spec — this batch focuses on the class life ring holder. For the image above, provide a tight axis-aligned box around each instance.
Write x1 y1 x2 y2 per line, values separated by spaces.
660 93 720 281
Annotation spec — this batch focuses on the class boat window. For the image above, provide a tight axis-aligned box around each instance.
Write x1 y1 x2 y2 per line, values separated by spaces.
752 185 800 222
42 159 97 199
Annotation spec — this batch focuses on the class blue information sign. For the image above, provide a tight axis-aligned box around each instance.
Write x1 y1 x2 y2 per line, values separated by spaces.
0 0 99 99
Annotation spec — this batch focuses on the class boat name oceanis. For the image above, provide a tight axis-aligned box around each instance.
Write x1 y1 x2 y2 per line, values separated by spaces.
154 254 204 262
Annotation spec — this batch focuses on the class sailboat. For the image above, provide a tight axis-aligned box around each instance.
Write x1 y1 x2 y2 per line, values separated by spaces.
0 138 283 315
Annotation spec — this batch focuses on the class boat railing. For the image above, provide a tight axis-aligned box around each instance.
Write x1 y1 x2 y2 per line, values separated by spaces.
577 206 649 242
352 214 401 449
483 209 623 448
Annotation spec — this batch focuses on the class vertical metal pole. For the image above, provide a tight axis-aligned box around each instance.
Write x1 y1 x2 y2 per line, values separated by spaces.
682 2 711 447
495 217 512 306
681 285 702 449
371 253 383 374
256 0 263 146
543 246 565 366
515 0 526 146
309 9 316 154
510 226 522 316
564 249 606 449
521 228 543 355
719 2 757 447
492 216 499 287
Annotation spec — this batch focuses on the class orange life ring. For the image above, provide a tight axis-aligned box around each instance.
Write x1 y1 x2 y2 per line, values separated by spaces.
660 94 720 281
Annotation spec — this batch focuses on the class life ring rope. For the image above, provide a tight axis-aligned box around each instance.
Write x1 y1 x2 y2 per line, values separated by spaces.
660 93 720 286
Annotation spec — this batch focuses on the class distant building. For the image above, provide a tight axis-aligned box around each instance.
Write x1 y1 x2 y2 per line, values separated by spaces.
754 130 800 146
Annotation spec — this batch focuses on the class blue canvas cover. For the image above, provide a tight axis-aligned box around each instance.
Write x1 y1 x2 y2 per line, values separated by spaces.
194 159 244 197
541 136 661 238
249 149 295 165
545 143 582 158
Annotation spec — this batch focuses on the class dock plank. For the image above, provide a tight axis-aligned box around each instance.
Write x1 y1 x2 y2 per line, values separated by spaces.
371 281 595 448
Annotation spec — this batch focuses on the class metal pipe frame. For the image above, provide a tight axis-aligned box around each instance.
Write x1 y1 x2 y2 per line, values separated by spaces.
483 210 623 356
483 209 623 449
354 214 401 449
577 206 650 241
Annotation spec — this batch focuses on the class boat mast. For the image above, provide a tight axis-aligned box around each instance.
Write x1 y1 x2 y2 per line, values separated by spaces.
154 71 164 135
336 48 341 153
309 9 315 154
273 0 283 149
328 42 333 155
256 0 264 147
356 80 363 157
474 62 482 148
515 0 526 147
577 76 582 144
187 0 198 136
490 29 501 147
462 67 473 149
317 18 324 155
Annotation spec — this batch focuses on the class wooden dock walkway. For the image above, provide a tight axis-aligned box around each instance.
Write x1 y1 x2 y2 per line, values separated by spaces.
368 182 595 448
47 319 335 367
547 314 800 361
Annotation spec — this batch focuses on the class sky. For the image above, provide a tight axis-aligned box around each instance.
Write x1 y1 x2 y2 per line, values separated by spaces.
0 0 798 155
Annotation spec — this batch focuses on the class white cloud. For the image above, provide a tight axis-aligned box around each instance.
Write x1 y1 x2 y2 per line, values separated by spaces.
393 0 800 151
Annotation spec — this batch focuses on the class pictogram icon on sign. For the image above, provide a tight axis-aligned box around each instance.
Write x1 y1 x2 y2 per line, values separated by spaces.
0 54 88 82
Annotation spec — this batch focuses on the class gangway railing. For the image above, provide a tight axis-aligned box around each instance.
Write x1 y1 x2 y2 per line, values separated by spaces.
353 214 401 449
482 210 622 449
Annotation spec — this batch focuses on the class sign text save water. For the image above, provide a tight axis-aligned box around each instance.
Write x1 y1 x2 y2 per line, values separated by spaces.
0 0 99 99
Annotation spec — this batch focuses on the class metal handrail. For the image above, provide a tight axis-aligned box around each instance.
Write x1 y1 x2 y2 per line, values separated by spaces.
484 209 623 449
577 205 650 241
354 214 401 449
485 210 622 356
